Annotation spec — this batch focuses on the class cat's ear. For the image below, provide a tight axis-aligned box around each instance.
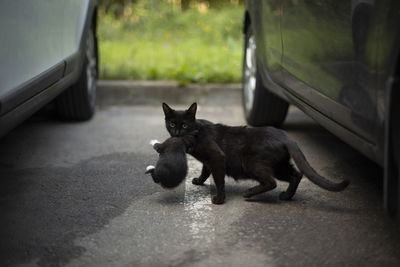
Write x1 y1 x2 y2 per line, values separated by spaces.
187 103 197 118
162 103 174 117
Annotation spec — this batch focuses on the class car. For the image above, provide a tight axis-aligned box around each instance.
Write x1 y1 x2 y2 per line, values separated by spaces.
0 0 98 137
242 0 400 218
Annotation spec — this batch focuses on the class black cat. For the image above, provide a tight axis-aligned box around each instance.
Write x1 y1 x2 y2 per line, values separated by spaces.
145 135 196 188
162 102 350 204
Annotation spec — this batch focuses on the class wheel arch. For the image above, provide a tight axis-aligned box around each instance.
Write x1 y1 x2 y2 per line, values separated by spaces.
243 10 251 35
91 4 99 75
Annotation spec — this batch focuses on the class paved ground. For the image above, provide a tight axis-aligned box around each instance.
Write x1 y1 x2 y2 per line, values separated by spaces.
0 97 400 266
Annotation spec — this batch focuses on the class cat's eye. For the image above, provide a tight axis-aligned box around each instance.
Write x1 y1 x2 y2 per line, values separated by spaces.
169 122 176 128
182 123 188 129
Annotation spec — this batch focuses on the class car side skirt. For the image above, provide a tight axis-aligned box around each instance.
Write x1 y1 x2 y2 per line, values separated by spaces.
0 68 80 138
255 54 381 164
289 92 380 165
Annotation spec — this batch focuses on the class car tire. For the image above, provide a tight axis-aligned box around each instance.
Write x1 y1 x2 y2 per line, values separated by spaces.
56 23 98 121
385 87 400 219
242 25 288 127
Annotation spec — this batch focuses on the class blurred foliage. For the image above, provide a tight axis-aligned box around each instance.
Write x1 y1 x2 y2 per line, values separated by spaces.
98 0 244 83
98 0 244 16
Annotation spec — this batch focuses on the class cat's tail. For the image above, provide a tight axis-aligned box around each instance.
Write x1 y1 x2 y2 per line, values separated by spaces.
285 139 350 192
145 165 159 183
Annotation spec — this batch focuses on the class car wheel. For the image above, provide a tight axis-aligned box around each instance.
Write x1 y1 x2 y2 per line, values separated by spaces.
242 25 288 127
385 87 400 219
56 23 98 120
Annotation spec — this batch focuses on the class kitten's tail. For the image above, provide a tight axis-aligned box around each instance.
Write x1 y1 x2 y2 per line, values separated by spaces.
285 139 350 192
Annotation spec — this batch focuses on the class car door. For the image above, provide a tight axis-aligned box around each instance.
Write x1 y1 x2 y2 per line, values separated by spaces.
280 0 378 143
0 0 89 115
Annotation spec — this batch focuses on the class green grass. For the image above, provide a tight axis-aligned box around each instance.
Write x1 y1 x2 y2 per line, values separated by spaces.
98 2 244 84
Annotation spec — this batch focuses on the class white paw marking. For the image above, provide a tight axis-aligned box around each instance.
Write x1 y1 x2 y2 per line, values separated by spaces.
150 139 160 146
146 165 155 171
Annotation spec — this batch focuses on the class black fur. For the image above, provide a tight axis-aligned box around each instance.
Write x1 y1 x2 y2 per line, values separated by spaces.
146 135 196 188
162 103 350 204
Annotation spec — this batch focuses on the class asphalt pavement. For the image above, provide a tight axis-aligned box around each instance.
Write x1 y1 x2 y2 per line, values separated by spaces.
0 82 399 267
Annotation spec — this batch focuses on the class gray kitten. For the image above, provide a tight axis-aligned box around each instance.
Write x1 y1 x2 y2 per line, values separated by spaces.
146 134 196 188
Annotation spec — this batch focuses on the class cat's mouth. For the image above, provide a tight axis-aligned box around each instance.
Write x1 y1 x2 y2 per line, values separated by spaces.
170 129 198 138
171 130 182 137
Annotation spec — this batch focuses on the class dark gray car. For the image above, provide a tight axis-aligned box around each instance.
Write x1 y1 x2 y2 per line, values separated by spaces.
242 0 400 218
0 0 98 137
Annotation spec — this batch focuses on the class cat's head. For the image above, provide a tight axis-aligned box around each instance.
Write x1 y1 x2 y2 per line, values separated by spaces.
162 103 197 137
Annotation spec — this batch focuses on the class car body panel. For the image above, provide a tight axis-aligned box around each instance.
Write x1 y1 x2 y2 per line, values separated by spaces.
280 0 379 144
246 0 283 83
0 0 97 137
0 66 81 138
245 0 400 166
0 0 90 116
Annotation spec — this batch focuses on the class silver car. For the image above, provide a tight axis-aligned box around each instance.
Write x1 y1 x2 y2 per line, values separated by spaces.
0 0 98 137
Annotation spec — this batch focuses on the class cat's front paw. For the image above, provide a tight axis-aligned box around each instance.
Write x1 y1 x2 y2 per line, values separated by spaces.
212 194 225 205
150 139 160 146
192 177 205 185
279 191 293 201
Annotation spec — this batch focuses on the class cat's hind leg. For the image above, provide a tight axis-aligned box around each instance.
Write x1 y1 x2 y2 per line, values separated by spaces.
243 184 276 198
243 163 277 198
275 162 303 200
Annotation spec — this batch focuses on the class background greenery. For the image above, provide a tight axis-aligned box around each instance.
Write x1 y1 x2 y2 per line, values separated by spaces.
98 0 244 84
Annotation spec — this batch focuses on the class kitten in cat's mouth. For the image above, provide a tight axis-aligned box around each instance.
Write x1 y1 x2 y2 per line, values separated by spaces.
145 135 196 188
